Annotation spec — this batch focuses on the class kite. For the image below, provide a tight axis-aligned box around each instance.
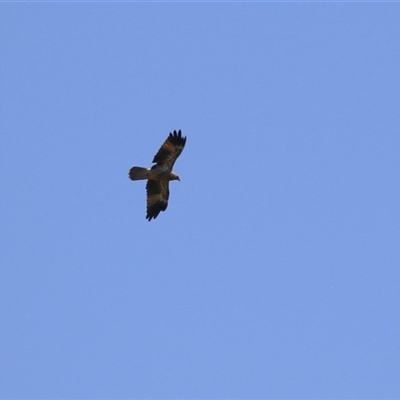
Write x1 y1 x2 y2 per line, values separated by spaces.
129 130 187 221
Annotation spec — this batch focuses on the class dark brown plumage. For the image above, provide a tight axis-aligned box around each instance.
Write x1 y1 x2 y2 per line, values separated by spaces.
152 130 187 168
129 130 186 221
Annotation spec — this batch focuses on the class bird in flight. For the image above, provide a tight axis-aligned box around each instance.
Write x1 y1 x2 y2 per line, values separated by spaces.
129 130 187 221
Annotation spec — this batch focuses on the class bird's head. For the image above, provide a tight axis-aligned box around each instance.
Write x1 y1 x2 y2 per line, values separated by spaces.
170 172 180 181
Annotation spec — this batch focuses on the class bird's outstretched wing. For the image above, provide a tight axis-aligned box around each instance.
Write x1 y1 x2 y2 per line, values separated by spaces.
152 130 186 170
146 179 169 221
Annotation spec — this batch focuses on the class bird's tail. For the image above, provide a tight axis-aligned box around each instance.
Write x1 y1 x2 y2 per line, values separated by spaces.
129 166 150 181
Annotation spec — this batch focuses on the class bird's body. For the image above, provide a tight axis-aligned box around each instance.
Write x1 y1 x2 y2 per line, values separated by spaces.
128 130 186 221
128 165 178 181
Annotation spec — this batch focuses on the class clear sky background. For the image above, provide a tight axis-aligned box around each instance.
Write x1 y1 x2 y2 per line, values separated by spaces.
1 3 399 399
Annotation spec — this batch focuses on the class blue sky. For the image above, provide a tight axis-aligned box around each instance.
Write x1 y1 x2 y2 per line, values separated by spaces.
1 3 399 398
